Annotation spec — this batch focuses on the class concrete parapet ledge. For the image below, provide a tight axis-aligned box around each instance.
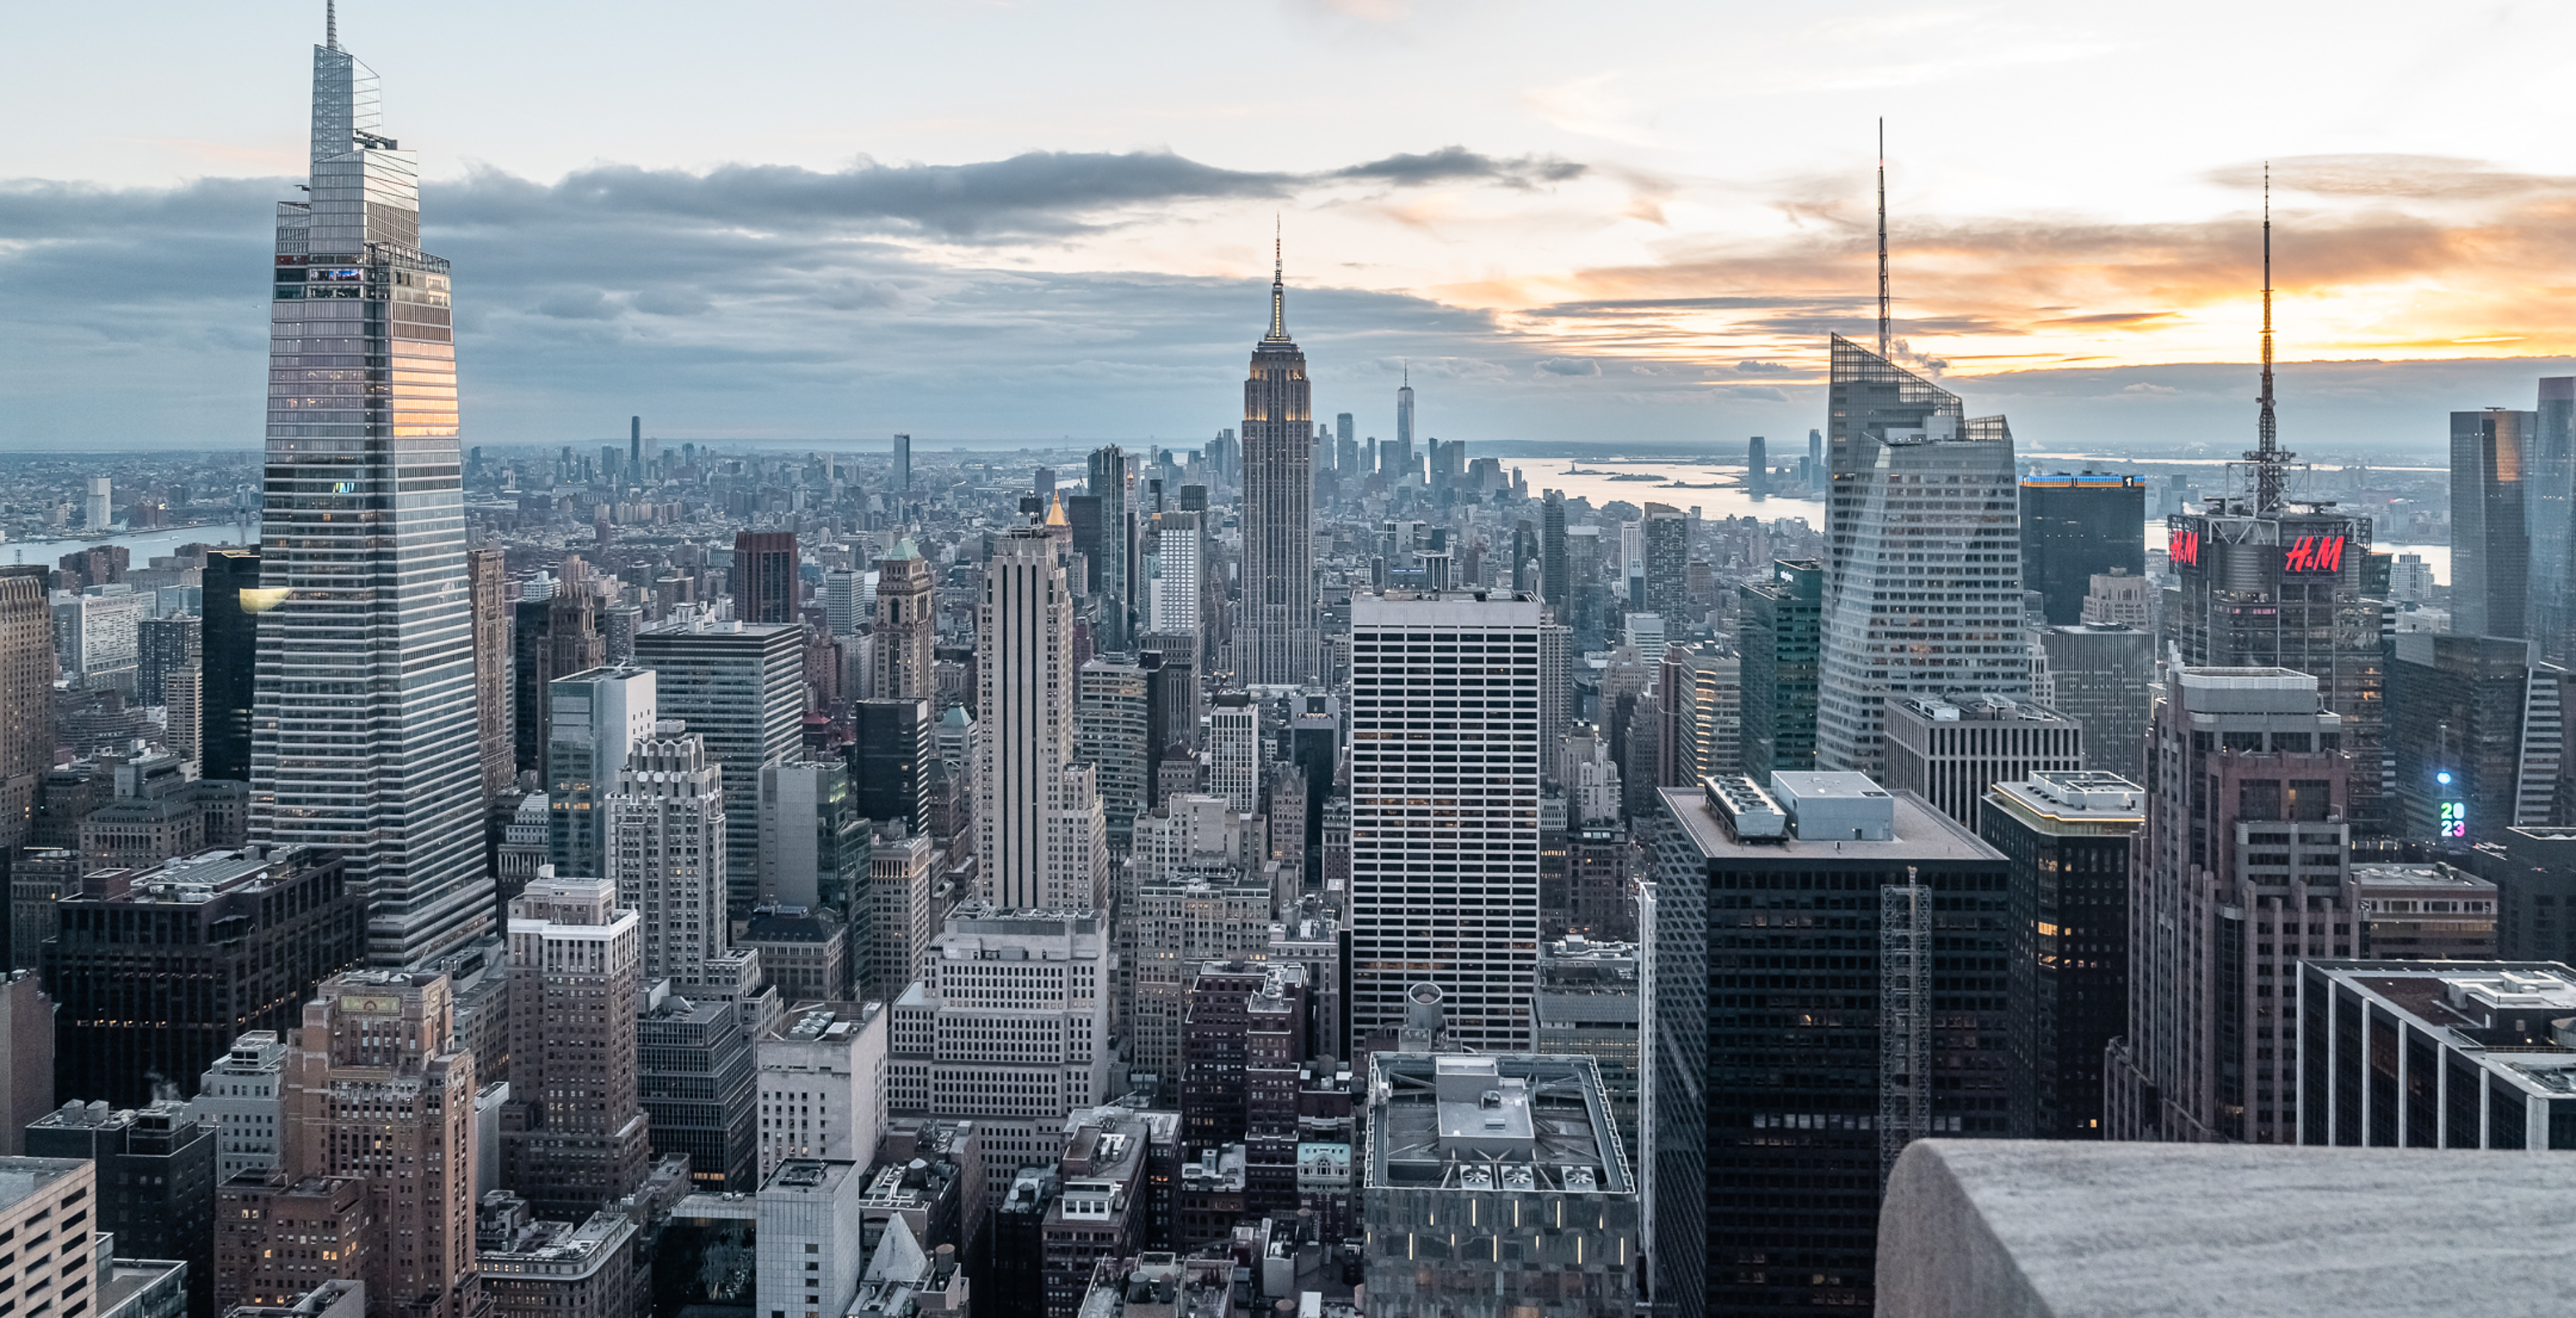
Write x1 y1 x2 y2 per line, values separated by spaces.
1879 1139 2576 1317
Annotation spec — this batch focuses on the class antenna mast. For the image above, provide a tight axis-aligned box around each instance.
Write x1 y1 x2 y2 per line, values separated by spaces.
1877 118 1891 359
2247 164 2290 513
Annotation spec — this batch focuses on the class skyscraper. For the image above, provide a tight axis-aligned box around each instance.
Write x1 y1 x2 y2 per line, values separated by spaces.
2017 474 2146 625
1347 593 1543 1052
251 15 490 967
2104 667 2356 1146
1641 503 1689 624
544 665 658 880
635 615 805 913
0 566 51 854
609 724 729 988
1739 559 1822 780
2533 378 2576 662
894 432 913 495
978 526 1101 910
1815 336 2026 778
873 537 937 701
2451 408 2534 641
733 530 801 626
468 547 515 803
1984 774 2141 1139
501 871 649 1218
1335 412 1354 471
284 969 483 1318
1237 242 1318 686
851 697 934 834
1393 369 1416 483
1076 656 1149 850
198 549 261 783
513 591 604 777
1087 447 1132 652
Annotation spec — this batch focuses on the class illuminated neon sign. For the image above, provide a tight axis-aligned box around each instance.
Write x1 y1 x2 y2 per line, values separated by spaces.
2282 534 2347 574
2439 800 2466 838
2168 528 2201 568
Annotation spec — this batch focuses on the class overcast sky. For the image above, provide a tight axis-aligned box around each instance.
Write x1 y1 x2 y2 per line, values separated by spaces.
6 0 2576 455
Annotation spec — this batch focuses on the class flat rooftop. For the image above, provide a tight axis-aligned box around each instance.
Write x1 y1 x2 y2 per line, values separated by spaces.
1365 1053 1630 1196
1882 1140 2576 1318
0 1158 86 1215
1661 785 2003 864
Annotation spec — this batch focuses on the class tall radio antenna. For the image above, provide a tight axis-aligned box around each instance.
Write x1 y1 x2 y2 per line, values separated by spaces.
2247 163 2291 513
1877 118 1891 359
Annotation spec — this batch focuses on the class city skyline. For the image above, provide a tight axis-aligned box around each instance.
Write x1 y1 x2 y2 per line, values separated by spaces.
12 7 2576 451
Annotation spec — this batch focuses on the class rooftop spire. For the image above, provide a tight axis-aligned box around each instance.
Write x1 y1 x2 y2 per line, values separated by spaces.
1876 117 1891 360
326 0 339 51
2247 162 2291 513
1265 218 1290 343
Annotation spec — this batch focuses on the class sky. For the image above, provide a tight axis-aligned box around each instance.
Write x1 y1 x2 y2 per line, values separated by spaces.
6 0 2576 455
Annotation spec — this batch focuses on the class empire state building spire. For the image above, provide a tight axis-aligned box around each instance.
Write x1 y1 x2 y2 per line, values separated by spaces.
1266 222 1290 342
1240 227 1318 684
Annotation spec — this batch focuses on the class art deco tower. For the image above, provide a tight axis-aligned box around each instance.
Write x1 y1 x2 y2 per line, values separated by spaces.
251 10 491 966
1238 241 1319 686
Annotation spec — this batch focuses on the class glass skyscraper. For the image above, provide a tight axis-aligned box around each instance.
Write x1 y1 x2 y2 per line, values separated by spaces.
1816 336 2027 778
250 17 490 966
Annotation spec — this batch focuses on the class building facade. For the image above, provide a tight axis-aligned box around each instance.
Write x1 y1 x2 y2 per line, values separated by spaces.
1348 593 1544 1053
1237 251 1318 686
633 616 804 914
1980 772 2142 1141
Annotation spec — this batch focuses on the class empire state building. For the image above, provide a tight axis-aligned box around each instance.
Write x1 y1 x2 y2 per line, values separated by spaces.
251 7 492 966
1238 243 1318 686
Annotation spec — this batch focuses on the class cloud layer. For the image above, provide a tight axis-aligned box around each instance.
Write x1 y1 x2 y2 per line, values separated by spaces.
2 147 2571 454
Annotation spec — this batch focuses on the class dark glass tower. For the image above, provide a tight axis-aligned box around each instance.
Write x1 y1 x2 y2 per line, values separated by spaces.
1739 559 1823 779
732 530 800 625
1980 772 2141 1141
2533 379 2575 662
2450 408 2533 641
1238 242 1316 685
252 17 491 965
2018 474 2145 625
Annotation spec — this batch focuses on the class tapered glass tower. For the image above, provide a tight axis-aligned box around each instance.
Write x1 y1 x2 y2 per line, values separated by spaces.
251 12 490 966
1239 242 1318 685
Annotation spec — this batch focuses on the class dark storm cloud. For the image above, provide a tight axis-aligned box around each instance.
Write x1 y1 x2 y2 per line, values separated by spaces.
1333 147 1586 188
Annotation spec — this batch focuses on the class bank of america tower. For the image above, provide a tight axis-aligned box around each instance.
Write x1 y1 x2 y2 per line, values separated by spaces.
251 7 491 965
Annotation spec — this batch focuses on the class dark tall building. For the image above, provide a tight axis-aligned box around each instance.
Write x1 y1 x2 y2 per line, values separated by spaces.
1642 503 1690 626
2452 408 2534 642
638 987 759 1191
1738 559 1822 780
2386 632 2546 843
0 565 53 854
733 530 800 626
46 847 363 1110
1747 434 1769 495
27 1101 217 1318
1541 493 1569 608
1064 494 1105 590
198 549 262 783
2018 475 2146 625
1649 772 2013 1316
2477 826 2576 963
1980 772 2141 1141
137 613 202 711
2533 378 2576 663
513 593 604 776
1180 962 1268 1151
851 698 934 833
1088 446 1133 652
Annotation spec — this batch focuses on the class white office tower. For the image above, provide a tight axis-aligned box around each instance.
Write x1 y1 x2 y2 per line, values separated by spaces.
1124 794 1268 1091
1208 695 1261 813
545 665 657 881
85 476 112 530
976 527 1102 910
1147 510 1203 635
888 906 1116 1189
1816 337 2027 778
608 722 729 988
196 1031 288 1181
251 22 490 967
822 569 865 637
1348 593 1544 1052
757 1158 871 1318
757 1001 890 1181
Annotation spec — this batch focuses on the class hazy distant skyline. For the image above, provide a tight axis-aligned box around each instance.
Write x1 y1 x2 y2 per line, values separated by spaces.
7 0 2576 451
